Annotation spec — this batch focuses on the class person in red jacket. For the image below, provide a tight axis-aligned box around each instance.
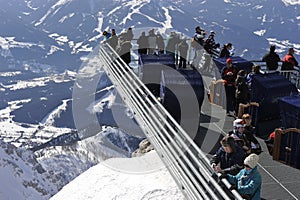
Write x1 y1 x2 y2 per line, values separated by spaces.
282 48 299 70
221 58 238 115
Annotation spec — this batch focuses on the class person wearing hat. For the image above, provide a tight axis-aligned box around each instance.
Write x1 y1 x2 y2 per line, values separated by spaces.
210 135 246 175
221 153 262 200
229 118 252 154
221 58 238 115
193 26 207 46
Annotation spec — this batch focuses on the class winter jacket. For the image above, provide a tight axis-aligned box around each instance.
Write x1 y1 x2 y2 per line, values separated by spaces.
117 41 132 64
282 54 299 70
219 46 230 58
235 75 249 100
221 66 238 86
262 51 280 70
227 166 262 200
210 144 246 175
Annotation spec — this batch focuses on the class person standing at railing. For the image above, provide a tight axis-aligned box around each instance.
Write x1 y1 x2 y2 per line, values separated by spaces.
148 29 157 54
116 33 132 66
178 38 188 69
282 47 299 70
210 135 246 175
156 32 165 54
262 45 280 71
166 32 180 62
137 32 148 55
203 31 220 55
220 153 262 200
107 29 118 50
221 58 238 116
219 43 233 58
191 26 206 69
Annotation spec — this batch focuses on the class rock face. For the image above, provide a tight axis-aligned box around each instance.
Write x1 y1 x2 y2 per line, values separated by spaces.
132 139 154 157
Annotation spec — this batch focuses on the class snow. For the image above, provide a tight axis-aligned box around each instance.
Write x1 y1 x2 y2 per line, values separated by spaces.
50 151 184 200
282 0 300 6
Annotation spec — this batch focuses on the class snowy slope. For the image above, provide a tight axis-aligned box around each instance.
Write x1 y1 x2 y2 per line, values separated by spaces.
50 151 184 200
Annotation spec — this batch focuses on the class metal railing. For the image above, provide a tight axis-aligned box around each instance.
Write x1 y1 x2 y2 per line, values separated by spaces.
251 60 300 89
97 43 243 200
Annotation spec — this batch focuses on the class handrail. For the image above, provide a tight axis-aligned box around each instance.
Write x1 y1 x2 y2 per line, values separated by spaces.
97 43 243 200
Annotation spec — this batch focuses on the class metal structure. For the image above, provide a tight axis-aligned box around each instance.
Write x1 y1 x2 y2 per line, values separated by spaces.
98 43 243 200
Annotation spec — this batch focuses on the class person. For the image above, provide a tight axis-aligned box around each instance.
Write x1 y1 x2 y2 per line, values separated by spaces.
221 58 238 115
210 135 246 175
137 32 148 55
246 65 262 87
221 153 262 200
282 47 299 70
242 114 256 136
116 34 132 66
156 32 165 54
125 27 134 41
219 43 233 58
178 38 189 68
229 118 251 154
203 31 220 55
193 26 206 46
166 32 180 60
235 70 249 115
102 30 112 43
107 29 118 50
147 29 157 54
242 114 262 155
262 45 280 70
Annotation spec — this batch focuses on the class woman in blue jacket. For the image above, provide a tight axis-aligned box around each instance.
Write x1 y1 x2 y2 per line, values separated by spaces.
226 153 262 200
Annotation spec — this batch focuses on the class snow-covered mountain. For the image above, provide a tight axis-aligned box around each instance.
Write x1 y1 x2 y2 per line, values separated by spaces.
0 0 299 72
0 0 300 199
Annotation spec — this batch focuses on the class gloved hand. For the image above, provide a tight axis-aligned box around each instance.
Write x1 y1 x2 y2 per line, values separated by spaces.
229 185 238 190
219 173 228 179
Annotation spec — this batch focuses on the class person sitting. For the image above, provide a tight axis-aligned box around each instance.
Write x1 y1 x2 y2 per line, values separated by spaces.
242 114 262 155
210 135 246 175
229 119 251 154
282 47 299 70
221 153 262 200
262 45 280 71
219 43 233 58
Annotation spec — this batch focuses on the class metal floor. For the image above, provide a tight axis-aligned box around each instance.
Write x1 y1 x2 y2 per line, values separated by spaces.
197 74 300 200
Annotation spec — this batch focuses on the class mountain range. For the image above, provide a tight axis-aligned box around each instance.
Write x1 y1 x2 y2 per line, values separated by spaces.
0 0 299 199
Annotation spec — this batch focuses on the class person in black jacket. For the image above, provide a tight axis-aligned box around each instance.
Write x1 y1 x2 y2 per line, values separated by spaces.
219 43 233 58
262 45 280 70
221 58 238 115
235 70 249 115
210 135 246 175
